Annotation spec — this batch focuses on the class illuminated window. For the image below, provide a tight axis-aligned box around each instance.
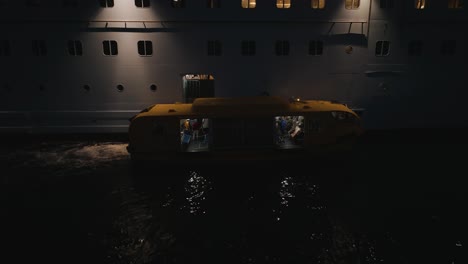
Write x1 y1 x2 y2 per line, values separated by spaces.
312 0 325 9
415 0 425 9
241 41 256 56
448 0 463 9
0 40 11 56
103 40 118 56
172 0 185 8
241 0 256 8
138 40 153 56
275 40 289 56
309 40 323 56
68 40 82 56
276 0 290 8
380 0 394 8
99 0 113 8
32 40 47 56
207 0 220 8
408 40 423 56
207 40 222 56
345 0 359 9
375 41 390 56
63 0 78 7
440 40 456 56
135 0 150 7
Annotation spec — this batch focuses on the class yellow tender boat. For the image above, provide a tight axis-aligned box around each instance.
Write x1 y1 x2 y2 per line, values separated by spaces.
126 96 363 161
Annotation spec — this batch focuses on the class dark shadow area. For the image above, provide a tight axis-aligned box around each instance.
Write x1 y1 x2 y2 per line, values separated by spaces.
2 128 467 264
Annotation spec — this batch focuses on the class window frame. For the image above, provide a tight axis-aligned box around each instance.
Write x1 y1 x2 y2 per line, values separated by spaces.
241 0 256 9
311 0 326 9
345 0 360 10
103 40 118 56
308 40 324 56
375 40 390 57
67 40 83 56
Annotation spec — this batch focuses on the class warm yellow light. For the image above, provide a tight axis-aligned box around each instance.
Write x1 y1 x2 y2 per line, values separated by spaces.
276 0 291 9
241 0 256 8
312 0 325 9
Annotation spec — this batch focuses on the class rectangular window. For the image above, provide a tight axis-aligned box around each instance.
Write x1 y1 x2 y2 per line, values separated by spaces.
375 41 390 56
172 0 185 8
207 40 222 56
99 0 114 8
207 0 220 8
448 0 463 9
68 40 82 56
312 0 326 9
241 0 256 8
415 0 425 9
380 0 394 8
309 40 323 56
345 0 360 9
135 0 150 7
137 40 153 56
440 40 456 56
275 40 290 56
103 40 118 56
276 0 291 8
0 40 11 56
32 40 47 56
241 40 256 56
408 40 423 56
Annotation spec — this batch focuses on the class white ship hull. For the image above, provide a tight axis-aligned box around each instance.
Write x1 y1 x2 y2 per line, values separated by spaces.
1 0 467 133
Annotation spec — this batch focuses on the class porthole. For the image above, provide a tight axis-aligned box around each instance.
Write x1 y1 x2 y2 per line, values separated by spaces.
83 84 91 92
150 84 157 92
39 84 46 91
117 84 124 92
345 45 353 54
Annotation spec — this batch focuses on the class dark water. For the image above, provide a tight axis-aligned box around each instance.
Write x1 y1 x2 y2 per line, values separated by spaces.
2 130 467 264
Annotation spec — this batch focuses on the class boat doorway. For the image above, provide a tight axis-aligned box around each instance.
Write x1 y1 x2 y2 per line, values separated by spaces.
182 74 215 103
274 115 305 149
180 117 211 152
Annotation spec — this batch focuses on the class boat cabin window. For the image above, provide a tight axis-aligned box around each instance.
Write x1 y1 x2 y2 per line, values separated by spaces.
99 0 114 8
207 40 222 56
275 40 290 56
276 0 291 9
415 0 425 9
309 40 323 56
180 118 210 152
312 0 326 9
138 40 153 56
103 40 118 56
207 0 220 8
242 0 256 9
448 0 463 9
375 41 390 57
345 0 360 9
241 40 256 56
275 116 305 149
68 40 82 56
135 0 150 8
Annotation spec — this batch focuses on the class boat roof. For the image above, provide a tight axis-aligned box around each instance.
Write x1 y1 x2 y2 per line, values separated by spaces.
137 96 354 117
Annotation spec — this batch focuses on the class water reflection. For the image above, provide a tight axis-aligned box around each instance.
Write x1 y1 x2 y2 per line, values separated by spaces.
183 170 212 215
4 139 467 264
